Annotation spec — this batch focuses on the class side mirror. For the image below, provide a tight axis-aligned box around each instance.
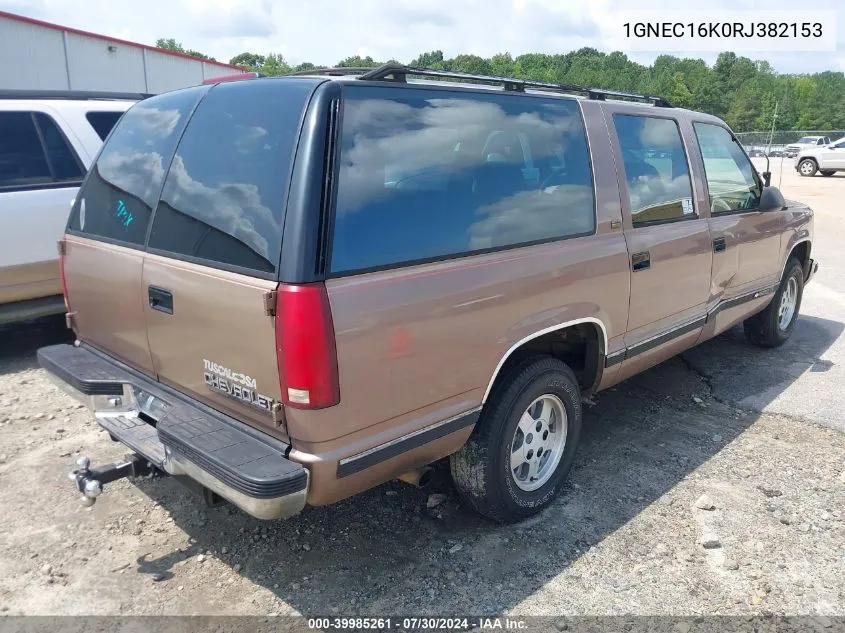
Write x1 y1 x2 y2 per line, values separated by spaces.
761 171 772 187
759 185 786 211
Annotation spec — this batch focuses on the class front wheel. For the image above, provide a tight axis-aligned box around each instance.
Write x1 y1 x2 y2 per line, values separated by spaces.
744 258 804 348
798 159 818 177
450 357 581 523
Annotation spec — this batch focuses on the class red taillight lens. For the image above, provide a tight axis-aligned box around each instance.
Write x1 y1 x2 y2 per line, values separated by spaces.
275 282 340 409
58 239 71 311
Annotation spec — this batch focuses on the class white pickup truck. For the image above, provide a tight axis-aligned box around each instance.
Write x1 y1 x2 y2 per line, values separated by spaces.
795 137 845 177
0 91 139 325
785 135 830 158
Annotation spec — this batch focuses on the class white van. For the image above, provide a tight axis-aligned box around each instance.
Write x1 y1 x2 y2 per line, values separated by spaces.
0 90 140 324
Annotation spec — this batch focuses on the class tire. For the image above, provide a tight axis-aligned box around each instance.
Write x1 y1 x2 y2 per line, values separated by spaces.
820 170 835 177
450 356 581 523
743 257 804 348
798 158 818 177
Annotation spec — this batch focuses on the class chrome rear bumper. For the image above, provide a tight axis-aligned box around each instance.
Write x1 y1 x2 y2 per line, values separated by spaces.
39 343 308 520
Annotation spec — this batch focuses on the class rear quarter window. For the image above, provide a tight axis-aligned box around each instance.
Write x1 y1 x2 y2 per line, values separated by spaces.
85 111 126 141
329 86 595 275
0 111 83 190
146 78 316 274
68 87 208 246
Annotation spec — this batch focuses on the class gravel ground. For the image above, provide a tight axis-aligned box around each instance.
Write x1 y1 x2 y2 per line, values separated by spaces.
0 162 843 617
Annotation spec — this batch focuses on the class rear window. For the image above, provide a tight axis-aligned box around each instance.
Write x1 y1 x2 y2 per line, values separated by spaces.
69 87 207 246
329 86 595 274
85 111 125 141
146 78 315 274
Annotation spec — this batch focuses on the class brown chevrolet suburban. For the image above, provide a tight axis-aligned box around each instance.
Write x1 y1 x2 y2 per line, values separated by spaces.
38 65 817 523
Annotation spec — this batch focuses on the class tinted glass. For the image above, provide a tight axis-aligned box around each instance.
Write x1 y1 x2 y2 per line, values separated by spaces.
147 79 316 274
613 114 694 225
693 123 761 213
0 112 50 188
68 87 207 245
86 111 125 140
35 113 84 182
330 86 595 274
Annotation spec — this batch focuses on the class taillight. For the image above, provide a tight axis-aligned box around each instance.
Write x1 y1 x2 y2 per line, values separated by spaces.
57 238 71 311
275 282 340 409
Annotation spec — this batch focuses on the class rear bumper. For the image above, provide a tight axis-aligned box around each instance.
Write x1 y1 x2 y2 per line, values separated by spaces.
0 294 65 325
38 343 308 520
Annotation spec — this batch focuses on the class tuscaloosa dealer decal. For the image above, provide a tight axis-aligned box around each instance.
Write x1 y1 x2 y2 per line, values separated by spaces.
202 359 275 413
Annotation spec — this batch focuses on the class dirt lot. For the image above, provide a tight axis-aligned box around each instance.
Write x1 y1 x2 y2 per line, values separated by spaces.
1 160 844 617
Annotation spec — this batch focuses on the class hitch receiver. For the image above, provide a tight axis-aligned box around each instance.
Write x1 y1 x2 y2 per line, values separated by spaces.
69 454 160 507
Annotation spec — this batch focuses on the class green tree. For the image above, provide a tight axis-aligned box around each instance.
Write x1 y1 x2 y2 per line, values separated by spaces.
261 54 292 76
449 54 491 75
410 50 445 68
162 41 845 131
336 55 380 68
229 52 265 69
155 37 214 61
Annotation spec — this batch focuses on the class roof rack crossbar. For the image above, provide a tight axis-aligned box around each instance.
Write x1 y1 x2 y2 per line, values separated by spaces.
290 67 377 77
354 64 673 107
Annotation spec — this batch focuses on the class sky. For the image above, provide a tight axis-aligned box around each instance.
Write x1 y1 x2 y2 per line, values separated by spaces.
1 0 843 74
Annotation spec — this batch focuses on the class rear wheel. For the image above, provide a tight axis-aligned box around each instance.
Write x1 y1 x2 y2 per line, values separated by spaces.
798 158 818 177
820 170 835 177
743 257 804 348
450 357 581 522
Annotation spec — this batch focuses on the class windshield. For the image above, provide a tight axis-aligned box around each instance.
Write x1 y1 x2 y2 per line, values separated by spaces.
797 137 820 144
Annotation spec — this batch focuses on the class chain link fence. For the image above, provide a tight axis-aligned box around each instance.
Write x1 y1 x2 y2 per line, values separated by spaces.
736 130 845 156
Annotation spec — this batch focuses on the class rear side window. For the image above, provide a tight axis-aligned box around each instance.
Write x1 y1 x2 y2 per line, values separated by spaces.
613 114 695 226
0 111 83 190
69 87 207 246
147 79 316 274
329 86 595 274
35 113 84 181
86 111 125 141
693 123 761 214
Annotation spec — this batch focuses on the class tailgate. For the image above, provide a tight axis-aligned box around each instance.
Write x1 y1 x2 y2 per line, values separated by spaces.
61 78 320 440
63 88 209 374
137 79 318 439
63 236 154 374
142 253 284 434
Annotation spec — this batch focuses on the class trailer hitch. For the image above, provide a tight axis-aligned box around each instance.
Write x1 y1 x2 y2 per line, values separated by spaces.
69 454 160 507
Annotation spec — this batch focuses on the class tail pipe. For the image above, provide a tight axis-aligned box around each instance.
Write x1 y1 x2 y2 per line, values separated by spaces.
397 466 434 488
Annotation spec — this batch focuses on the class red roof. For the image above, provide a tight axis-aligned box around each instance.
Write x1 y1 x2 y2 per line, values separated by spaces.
0 10 244 70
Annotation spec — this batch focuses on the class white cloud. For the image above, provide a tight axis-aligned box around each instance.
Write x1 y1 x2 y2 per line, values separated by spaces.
0 0 842 72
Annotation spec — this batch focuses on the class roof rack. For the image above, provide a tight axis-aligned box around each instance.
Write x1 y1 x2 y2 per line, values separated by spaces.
356 64 674 108
290 67 378 77
0 89 152 101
